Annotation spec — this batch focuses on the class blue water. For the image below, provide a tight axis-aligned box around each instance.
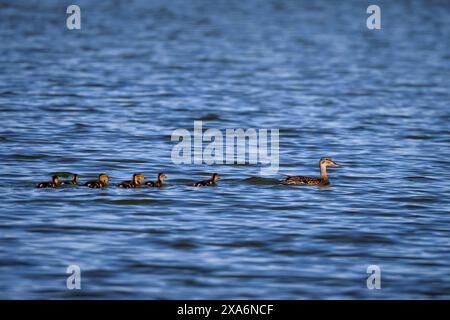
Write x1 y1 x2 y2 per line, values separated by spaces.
0 0 449 299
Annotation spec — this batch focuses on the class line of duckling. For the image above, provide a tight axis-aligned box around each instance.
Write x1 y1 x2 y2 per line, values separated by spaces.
35 157 339 189
36 172 220 189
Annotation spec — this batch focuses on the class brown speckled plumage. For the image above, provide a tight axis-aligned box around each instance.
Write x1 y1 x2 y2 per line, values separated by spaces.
282 157 339 186
84 174 109 188
118 173 144 188
36 175 60 188
145 173 166 187
193 173 220 187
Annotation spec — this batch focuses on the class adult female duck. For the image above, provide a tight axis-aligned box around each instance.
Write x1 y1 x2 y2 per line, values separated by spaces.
282 157 339 186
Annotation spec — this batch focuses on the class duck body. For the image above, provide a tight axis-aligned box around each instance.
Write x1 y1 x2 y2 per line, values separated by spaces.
282 176 329 186
145 173 166 188
84 174 109 188
145 181 163 187
193 173 220 187
36 182 58 188
61 174 79 186
118 174 144 188
282 157 338 186
36 175 60 188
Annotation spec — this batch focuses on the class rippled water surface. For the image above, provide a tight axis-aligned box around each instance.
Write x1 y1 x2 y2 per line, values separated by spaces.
0 0 449 299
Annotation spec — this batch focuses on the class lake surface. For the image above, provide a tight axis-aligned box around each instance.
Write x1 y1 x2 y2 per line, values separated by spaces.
0 0 449 299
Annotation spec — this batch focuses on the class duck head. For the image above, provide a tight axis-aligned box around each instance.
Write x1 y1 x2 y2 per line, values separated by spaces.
132 173 145 184
158 173 167 181
98 174 109 185
211 173 220 182
52 175 60 184
320 157 339 167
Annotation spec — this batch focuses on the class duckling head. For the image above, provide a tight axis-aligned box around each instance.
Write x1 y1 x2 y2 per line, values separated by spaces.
72 174 79 183
99 174 109 184
158 172 167 181
52 175 60 184
320 157 339 167
212 173 220 181
133 173 145 184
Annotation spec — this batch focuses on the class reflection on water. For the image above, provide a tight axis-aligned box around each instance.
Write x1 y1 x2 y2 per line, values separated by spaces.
0 0 449 299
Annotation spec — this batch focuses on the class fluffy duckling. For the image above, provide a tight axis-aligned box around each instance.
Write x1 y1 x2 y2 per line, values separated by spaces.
282 157 339 186
118 173 145 188
36 175 60 188
192 173 220 187
84 174 109 188
145 173 166 187
60 174 79 186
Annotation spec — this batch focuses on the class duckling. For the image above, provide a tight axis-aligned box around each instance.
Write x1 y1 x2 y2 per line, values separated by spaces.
281 157 339 186
84 174 109 188
145 173 166 187
60 174 79 186
118 173 145 188
192 173 220 187
36 175 60 188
